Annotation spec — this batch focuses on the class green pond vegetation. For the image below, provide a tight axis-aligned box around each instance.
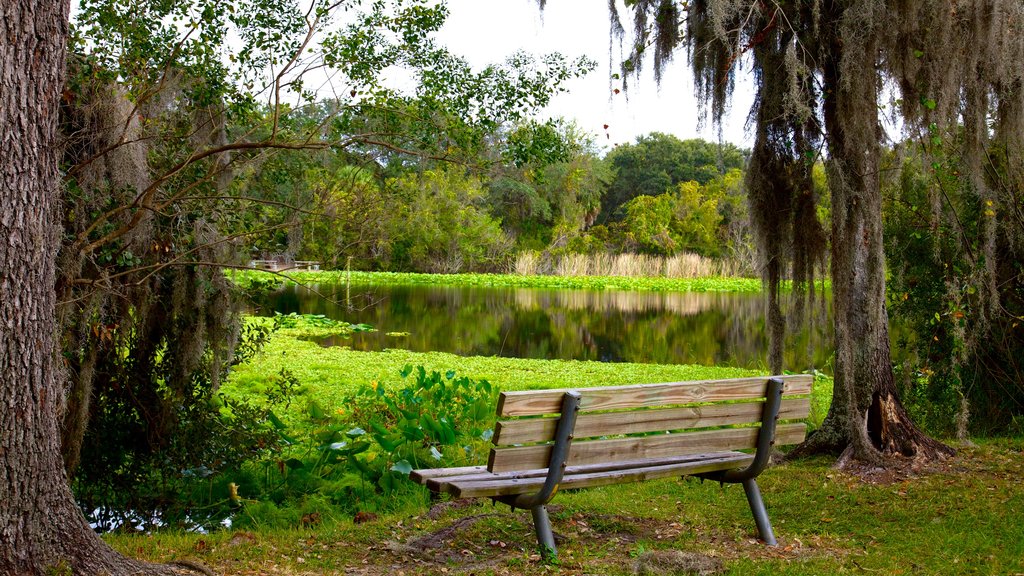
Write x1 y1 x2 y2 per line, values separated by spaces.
231 269 777 293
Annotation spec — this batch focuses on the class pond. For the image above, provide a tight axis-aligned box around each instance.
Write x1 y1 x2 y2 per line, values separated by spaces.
257 283 836 371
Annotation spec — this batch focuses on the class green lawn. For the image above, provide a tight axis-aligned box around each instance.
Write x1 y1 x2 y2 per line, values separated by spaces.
107 439 1024 575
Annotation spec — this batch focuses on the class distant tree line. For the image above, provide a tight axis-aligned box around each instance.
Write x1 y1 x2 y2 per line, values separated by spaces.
237 127 758 274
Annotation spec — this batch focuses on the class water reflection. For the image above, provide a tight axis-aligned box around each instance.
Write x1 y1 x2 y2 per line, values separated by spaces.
259 284 835 371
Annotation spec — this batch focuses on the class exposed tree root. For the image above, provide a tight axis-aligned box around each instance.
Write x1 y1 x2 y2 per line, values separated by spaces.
788 391 955 470
167 559 218 576
404 513 504 551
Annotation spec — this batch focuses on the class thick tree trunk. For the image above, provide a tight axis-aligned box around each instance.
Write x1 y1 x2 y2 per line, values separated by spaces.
0 2 169 573
793 3 953 464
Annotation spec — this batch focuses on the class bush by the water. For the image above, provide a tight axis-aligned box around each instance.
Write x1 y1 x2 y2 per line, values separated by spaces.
232 365 498 529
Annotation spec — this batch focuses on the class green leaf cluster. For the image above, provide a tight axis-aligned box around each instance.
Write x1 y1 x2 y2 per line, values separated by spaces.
226 364 498 527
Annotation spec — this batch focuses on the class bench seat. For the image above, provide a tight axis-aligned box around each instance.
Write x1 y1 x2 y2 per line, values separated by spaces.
413 451 753 498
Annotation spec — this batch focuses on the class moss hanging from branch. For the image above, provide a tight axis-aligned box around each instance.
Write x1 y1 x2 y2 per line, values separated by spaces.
551 0 1024 464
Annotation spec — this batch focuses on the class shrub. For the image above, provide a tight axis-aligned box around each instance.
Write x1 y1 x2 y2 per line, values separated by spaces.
231 365 499 527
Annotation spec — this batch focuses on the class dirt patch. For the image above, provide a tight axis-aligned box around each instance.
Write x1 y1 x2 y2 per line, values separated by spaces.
633 550 724 576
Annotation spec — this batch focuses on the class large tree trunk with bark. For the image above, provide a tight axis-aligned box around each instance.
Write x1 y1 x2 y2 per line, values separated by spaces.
792 2 953 464
0 1 165 573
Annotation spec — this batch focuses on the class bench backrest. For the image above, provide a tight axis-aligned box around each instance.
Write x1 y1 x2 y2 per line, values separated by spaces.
487 375 813 473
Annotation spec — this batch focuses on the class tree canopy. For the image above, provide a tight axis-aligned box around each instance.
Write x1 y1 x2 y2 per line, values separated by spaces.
601 132 746 222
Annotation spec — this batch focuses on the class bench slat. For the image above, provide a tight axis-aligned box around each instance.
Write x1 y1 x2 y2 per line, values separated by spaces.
409 465 485 484
495 374 813 417
487 422 806 473
415 452 748 491
493 397 811 446
447 452 756 498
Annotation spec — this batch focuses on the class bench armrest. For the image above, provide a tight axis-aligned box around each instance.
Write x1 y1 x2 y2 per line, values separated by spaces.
705 377 785 483
506 391 581 509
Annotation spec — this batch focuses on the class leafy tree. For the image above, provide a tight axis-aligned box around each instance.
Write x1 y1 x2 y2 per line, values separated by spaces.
567 0 1024 465
704 168 755 270
616 184 720 256
300 165 392 269
674 181 723 255
601 133 746 222
620 194 678 254
389 169 511 272
487 118 608 250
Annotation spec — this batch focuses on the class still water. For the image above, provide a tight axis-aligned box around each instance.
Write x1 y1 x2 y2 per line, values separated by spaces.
259 283 835 371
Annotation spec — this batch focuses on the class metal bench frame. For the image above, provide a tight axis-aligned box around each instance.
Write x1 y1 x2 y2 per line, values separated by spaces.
486 377 786 558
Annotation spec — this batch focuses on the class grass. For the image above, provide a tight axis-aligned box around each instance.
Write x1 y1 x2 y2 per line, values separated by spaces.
513 250 748 279
229 268 769 293
105 439 1024 575
106 326 1023 574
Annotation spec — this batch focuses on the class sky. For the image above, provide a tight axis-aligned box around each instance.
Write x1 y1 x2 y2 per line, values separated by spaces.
436 0 756 150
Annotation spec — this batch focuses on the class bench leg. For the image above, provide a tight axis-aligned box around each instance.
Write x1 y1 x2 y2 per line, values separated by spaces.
742 478 777 545
531 505 558 559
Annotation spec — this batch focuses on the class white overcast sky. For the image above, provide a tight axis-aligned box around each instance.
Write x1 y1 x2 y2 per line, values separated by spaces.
437 0 755 150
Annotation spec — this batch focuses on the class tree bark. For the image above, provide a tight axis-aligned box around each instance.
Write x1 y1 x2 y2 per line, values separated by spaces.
792 1 954 464
0 1 168 573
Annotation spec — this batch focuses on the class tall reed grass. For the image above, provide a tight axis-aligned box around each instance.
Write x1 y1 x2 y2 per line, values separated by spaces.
512 251 748 279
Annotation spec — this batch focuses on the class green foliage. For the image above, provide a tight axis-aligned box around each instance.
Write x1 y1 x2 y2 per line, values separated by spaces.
620 194 678 254
229 365 497 528
342 365 498 470
485 118 609 251
883 138 1024 436
387 169 511 272
606 171 741 259
504 118 578 168
73 321 288 532
230 268 770 293
601 133 746 223
272 312 373 338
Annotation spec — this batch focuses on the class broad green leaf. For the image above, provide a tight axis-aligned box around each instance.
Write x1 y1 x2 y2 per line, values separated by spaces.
369 420 390 436
308 400 327 421
390 459 413 475
267 410 286 430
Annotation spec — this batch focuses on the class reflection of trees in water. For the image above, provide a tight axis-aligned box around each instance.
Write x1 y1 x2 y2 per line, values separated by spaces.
270 284 834 371
512 288 751 316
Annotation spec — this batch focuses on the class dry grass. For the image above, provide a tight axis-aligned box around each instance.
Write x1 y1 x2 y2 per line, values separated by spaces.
513 251 746 279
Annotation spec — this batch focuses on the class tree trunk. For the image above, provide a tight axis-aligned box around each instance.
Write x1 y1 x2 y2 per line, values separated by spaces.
0 1 167 573
792 2 953 463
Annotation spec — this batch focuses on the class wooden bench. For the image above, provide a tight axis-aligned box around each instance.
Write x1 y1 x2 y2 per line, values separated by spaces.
411 375 812 558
